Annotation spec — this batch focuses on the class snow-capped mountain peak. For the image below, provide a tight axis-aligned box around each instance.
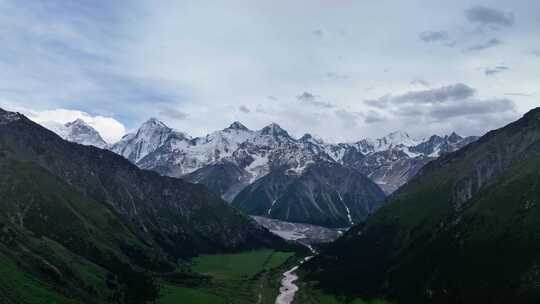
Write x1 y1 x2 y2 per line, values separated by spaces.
300 133 324 146
54 119 108 149
447 132 463 143
353 130 421 154
111 118 174 162
385 130 414 143
66 118 87 126
226 121 250 131
137 118 170 134
260 123 290 138
44 116 478 199
408 132 477 158
376 130 419 149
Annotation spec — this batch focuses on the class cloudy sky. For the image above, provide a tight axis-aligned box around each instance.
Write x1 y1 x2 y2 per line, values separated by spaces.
0 0 538 143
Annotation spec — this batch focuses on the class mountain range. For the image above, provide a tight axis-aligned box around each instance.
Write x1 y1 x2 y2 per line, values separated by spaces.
0 108 288 303
6 106 540 303
46 117 477 227
303 107 540 303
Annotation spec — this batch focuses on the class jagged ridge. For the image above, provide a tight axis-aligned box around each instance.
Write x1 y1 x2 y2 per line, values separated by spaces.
304 107 540 303
41 116 477 227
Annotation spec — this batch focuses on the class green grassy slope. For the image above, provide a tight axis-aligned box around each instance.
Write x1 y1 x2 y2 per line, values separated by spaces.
305 108 540 303
191 249 292 280
158 250 294 304
0 252 79 304
0 159 162 303
0 107 292 303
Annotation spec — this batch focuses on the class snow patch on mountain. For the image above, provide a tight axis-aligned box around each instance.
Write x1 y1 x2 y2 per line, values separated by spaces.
64 119 108 148
252 216 342 244
111 118 177 162
0 109 22 124
44 116 477 198
338 193 354 226
246 154 269 183
42 118 107 149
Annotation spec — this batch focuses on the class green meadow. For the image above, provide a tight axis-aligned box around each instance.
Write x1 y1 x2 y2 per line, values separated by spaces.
158 249 295 304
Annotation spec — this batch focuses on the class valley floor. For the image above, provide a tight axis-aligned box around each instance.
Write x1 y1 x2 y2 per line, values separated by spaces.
158 249 295 304
158 247 392 304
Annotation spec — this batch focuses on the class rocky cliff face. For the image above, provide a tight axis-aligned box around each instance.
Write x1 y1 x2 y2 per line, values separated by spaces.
184 162 251 202
233 162 385 227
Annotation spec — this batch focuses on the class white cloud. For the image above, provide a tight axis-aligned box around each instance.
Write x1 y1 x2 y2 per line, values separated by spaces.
362 83 518 137
0 1 538 141
13 107 125 143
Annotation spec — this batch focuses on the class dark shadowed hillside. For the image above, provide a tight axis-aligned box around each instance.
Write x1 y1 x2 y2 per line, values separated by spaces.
0 108 288 303
233 163 386 227
304 107 540 304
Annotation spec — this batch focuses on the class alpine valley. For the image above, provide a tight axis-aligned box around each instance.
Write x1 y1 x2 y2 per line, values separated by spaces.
46 117 477 228
4 2 540 304
7 106 540 304
0 108 291 303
